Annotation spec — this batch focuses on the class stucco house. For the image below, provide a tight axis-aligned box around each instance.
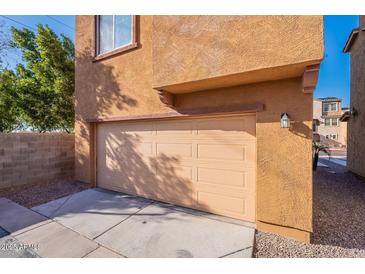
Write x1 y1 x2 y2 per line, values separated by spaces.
313 97 347 147
342 15 365 178
75 16 324 242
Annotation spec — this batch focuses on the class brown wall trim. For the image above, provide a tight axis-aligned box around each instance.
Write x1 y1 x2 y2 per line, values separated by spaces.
91 123 97 188
93 15 138 62
86 103 264 123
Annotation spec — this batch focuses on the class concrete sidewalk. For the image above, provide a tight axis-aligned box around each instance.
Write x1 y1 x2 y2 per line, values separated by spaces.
0 188 255 258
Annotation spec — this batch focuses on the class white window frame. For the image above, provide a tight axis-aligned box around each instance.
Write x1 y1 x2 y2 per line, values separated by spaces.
330 103 338 111
95 15 137 59
324 118 331 126
324 118 339 127
331 118 339 127
323 102 338 112
323 103 330 112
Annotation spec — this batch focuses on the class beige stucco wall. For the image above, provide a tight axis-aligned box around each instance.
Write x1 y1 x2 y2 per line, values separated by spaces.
347 16 365 177
75 15 323 241
313 99 322 120
317 124 346 147
340 121 347 146
313 99 347 147
153 16 324 93
177 78 314 236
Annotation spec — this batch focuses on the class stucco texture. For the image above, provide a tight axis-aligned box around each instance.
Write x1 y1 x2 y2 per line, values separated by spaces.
152 16 323 93
75 15 323 240
75 16 168 183
177 78 313 233
347 18 365 178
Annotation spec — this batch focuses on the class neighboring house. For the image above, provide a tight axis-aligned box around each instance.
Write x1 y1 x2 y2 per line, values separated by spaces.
75 16 324 242
342 15 365 178
313 97 347 148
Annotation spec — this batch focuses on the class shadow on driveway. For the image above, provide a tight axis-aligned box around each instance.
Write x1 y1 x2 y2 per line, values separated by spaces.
0 188 255 258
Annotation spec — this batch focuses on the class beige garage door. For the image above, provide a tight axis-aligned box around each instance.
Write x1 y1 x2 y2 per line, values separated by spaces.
97 114 256 222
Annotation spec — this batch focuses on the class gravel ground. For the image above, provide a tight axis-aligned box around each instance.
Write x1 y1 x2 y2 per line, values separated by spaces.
0 180 90 208
254 158 365 257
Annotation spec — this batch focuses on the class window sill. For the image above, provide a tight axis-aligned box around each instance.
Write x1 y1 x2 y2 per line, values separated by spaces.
93 42 138 62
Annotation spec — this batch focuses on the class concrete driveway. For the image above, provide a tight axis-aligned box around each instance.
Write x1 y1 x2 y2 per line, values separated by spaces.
0 188 255 258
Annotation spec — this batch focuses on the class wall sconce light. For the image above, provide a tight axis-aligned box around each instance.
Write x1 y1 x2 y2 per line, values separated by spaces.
280 112 290 128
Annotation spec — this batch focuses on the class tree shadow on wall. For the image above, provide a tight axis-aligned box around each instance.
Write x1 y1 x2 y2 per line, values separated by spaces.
74 43 138 172
73 40 210 222
75 45 138 118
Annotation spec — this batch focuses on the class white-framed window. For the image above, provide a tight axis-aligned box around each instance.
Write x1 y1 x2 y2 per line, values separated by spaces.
331 118 338 126
96 15 136 56
324 118 339 127
323 102 338 112
324 118 331 126
323 103 329 112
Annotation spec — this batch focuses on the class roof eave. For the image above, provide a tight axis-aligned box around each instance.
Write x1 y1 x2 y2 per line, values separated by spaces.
340 111 351 122
343 28 365 53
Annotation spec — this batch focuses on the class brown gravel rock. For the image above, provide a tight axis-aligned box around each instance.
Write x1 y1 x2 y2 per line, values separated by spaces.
254 158 365 258
254 231 365 258
0 180 90 208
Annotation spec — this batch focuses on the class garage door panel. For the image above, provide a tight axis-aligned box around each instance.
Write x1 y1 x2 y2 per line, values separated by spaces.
136 142 153 155
156 143 193 158
197 144 245 160
156 121 193 135
156 165 193 180
197 191 245 214
154 170 194 207
195 182 255 198
191 159 255 170
197 167 246 187
97 114 256 222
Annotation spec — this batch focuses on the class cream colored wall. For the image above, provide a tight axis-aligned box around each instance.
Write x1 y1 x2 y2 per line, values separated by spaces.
317 120 345 147
340 121 347 146
313 99 322 120
348 16 365 177
313 99 347 147
75 15 323 241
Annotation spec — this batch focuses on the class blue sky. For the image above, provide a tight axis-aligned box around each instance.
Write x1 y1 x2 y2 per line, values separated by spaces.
0 15 359 107
315 15 358 107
